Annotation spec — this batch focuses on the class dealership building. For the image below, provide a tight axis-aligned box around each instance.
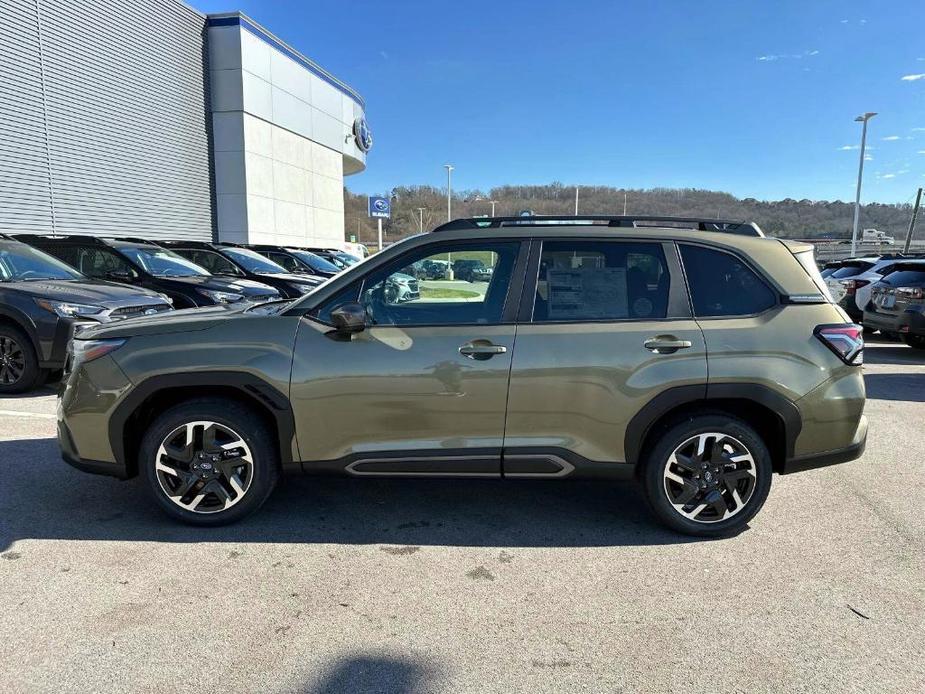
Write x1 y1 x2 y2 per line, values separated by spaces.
0 0 369 248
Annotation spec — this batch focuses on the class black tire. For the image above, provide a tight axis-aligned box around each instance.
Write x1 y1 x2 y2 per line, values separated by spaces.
140 398 280 526
640 413 773 537
902 334 925 350
0 324 46 394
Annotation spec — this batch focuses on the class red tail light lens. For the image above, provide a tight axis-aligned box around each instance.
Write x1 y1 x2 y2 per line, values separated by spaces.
814 324 863 365
840 279 870 296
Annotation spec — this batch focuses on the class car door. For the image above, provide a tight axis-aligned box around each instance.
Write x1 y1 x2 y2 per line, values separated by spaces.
289 239 527 475
503 238 708 471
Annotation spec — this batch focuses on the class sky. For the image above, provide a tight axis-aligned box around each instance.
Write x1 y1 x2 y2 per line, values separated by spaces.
193 0 925 204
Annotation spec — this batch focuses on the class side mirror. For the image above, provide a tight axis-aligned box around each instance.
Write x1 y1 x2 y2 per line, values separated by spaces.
330 302 367 334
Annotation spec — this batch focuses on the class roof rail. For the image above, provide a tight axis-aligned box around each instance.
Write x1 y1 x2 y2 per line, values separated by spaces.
109 236 160 245
13 233 110 245
432 215 764 237
157 240 217 250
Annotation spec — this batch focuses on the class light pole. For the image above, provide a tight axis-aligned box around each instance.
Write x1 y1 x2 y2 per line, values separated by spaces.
443 164 454 278
444 164 454 222
416 207 426 233
851 112 877 256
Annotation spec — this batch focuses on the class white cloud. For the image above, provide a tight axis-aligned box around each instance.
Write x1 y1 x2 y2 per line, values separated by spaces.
901 74 925 81
882 135 901 141
897 170 910 175
913 128 925 132
838 145 860 150
859 19 867 24
917 150 925 155
756 50 819 62
864 155 873 161
882 173 896 179
840 19 849 23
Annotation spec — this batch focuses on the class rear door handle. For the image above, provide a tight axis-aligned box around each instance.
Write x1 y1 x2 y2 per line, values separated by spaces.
644 336 693 354
459 340 508 360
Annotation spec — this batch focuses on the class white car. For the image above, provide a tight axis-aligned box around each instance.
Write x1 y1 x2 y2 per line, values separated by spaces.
826 256 922 323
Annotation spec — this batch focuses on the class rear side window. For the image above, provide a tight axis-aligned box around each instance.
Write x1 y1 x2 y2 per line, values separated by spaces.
533 241 669 321
680 245 776 317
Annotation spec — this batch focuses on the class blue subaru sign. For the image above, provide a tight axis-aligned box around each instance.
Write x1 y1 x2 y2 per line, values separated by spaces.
368 196 390 219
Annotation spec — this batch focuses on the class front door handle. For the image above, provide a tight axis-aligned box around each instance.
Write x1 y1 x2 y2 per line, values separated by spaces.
459 340 508 360
644 336 693 354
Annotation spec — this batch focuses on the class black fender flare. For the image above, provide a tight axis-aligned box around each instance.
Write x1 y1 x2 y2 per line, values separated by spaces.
109 371 297 471
623 383 802 465
0 306 39 346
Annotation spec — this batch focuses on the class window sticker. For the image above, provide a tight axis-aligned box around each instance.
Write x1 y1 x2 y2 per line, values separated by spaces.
546 267 628 319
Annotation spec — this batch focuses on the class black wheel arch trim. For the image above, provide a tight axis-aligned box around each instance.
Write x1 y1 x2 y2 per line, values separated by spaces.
624 383 802 465
108 371 296 474
0 307 39 347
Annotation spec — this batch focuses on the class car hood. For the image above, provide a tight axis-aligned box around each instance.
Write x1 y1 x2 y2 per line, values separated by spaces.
154 275 278 296
259 272 323 286
1 279 169 308
76 303 246 339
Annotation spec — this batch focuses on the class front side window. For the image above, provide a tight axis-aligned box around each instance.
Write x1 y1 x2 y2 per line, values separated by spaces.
268 252 302 273
354 242 520 326
533 241 670 322
119 246 210 277
680 245 776 317
178 250 243 276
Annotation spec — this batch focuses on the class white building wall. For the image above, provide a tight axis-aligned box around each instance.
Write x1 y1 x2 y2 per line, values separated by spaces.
208 14 366 249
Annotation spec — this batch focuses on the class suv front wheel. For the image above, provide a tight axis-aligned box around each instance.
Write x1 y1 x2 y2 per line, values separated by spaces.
640 413 772 537
140 398 279 525
0 324 45 394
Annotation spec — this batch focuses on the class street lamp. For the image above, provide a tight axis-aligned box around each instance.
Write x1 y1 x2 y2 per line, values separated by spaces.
487 199 499 216
851 112 877 256
415 207 426 233
444 164 454 221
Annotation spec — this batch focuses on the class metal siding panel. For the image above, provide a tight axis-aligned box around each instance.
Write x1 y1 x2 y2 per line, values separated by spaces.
0 0 214 241
0 0 55 232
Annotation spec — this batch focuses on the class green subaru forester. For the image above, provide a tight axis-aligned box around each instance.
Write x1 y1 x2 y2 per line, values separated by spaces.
58 216 867 536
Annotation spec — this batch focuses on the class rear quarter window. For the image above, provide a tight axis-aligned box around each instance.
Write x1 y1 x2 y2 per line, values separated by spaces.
881 269 925 285
680 245 777 317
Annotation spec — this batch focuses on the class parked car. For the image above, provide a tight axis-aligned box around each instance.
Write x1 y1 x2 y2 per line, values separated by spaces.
58 215 866 537
15 235 280 308
824 257 887 322
0 234 172 393
303 248 362 269
247 245 342 279
862 261 925 348
157 241 323 300
452 258 493 282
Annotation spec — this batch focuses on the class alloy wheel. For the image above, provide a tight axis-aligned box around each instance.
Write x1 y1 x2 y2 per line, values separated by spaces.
0 336 26 385
155 421 255 514
662 432 757 523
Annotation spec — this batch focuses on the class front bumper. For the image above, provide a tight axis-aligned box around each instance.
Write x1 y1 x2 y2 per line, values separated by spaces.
59 419 128 479
781 415 867 474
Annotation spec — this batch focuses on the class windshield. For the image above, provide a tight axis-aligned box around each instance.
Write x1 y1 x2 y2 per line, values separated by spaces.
222 247 288 274
120 246 210 277
290 250 340 273
334 252 361 265
0 242 83 281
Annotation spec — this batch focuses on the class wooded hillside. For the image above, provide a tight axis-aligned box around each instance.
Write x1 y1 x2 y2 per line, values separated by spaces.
344 183 919 246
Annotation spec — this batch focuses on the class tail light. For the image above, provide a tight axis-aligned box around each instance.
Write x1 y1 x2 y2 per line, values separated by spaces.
814 324 863 365
839 279 870 296
896 286 925 300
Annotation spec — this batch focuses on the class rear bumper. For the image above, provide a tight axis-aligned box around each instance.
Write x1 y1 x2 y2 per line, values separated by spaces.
781 415 867 474
863 307 925 336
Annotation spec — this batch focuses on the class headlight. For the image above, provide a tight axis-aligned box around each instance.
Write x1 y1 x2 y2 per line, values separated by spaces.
197 289 244 304
294 284 315 295
35 299 104 318
69 338 126 368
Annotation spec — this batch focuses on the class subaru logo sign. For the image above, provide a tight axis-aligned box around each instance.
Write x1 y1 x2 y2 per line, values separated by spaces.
368 196 390 219
353 117 372 153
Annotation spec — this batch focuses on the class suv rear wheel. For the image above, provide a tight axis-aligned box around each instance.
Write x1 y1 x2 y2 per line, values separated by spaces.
902 334 925 350
0 324 45 394
640 413 772 537
140 398 279 525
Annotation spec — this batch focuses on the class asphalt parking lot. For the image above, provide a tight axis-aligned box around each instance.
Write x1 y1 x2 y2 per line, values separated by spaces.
0 338 922 693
